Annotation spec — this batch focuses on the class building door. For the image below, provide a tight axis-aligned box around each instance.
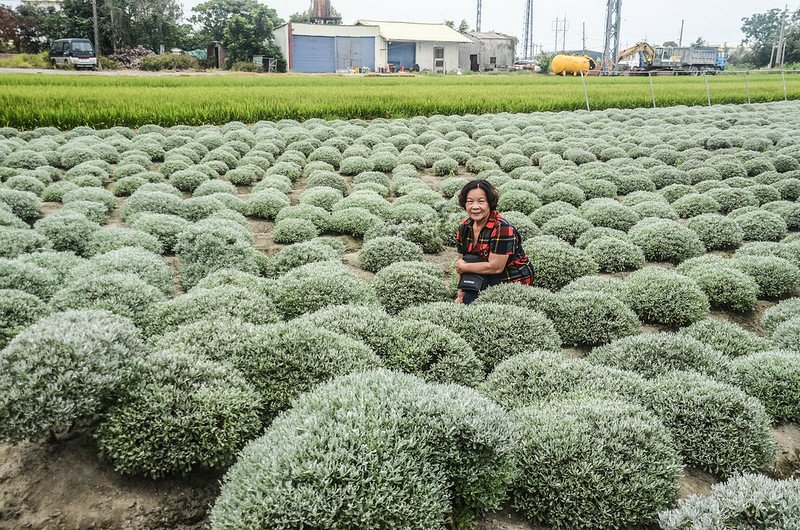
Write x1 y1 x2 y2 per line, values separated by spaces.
336 37 376 71
434 46 445 73
293 35 336 73
470 54 479 71
388 42 416 69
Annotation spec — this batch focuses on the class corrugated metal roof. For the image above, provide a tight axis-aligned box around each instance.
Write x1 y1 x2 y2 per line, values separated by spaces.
469 31 515 41
356 20 473 43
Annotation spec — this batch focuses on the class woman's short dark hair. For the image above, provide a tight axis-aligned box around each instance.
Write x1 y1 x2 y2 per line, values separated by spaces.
458 180 499 210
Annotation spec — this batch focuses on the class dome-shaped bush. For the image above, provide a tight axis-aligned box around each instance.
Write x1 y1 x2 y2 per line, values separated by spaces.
210 370 518 530
0 310 142 442
550 291 640 347
400 302 561 372
130 213 190 253
263 239 343 277
194 179 238 197
333 192 391 218
644 371 775 476
246 189 290 220
679 263 760 312
120 190 184 222
497 189 541 215
589 333 733 380
686 213 744 250
85 227 163 256
574 226 629 249
526 237 598 291
763 297 800 333
629 218 706 263
540 183 586 207
730 349 800 423
272 260 377 319
529 201 578 226
0 289 50 349
734 209 788 242
512 398 681 530
730 255 800 299
630 200 679 220
672 193 721 218
0 227 51 259
275 203 330 230
579 198 640 231
327 207 382 237
95 350 261 479
69 246 173 295
50 272 166 327
372 261 449 314
622 267 710 327
384 319 484 387
678 318 771 358
540 214 593 244
33 211 101 256
481 352 648 409
42 181 80 202
142 286 279 337
359 236 423 272
339 155 373 176
294 304 394 358
584 236 645 273
432 157 458 176
659 473 800 530
307 170 348 194
272 218 319 244
62 187 116 212
473 282 556 314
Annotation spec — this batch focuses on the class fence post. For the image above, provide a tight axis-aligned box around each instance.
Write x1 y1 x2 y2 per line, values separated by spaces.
782 70 788 101
649 72 656 108
580 70 591 111
745 71 751 104
704 72 711 106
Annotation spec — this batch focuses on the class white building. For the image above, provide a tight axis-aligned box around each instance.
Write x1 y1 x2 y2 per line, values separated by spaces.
274 19 472 74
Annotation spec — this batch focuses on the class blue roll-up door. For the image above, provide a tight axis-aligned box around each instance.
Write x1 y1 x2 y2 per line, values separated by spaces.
293 35 335 73
336 37 375 71
388 42 416 68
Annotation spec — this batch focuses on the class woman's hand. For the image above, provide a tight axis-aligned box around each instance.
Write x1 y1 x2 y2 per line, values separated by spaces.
455 289 464 304
455 259 468 274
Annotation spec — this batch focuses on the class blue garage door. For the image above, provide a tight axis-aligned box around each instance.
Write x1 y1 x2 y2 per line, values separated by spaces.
293 35 335 73
388 42 416 69
336 37 376 71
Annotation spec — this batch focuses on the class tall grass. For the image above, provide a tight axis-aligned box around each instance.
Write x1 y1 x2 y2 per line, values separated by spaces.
0 73 797 129
0 52 52 69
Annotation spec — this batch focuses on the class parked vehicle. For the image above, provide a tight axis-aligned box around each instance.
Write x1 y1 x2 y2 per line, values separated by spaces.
49 39 97 70
616 42 726 74
513 59 540 72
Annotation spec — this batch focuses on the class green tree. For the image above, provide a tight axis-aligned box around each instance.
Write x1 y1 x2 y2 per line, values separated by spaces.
662 40 678 47
192 0 280 43
444 20 454 29
691 37 707 48
458 19 470 33
740 7 800 66
289 11 310 23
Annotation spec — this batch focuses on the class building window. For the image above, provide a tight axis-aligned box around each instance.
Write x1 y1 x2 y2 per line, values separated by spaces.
434 47 444 59
490 56 497 65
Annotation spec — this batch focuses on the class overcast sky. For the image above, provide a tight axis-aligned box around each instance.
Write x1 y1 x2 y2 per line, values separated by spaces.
178 0 783 51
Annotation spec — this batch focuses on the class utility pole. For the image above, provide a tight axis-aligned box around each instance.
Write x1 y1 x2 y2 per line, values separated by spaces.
562 15 568 52
582 22 586 53
476 0 482 33
522 0 534 58
678 19 685 47
602 0 622 72
552 18 560 54
776 4 789 68
92 0 102 70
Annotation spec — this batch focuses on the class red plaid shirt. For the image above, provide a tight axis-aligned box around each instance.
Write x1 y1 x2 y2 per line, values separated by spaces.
456 211 534 285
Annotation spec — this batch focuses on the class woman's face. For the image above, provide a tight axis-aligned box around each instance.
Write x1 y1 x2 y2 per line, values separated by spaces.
465 187 491 223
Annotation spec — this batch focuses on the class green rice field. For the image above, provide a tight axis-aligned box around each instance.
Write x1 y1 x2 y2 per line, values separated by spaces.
1 72 798 129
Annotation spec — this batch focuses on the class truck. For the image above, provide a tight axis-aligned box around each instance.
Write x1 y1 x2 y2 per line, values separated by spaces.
616 42 726 74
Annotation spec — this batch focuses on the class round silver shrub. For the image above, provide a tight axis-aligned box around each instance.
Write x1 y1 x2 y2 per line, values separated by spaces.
678 318 771 358
400 302 561 372
245 189 290 220
359 236 423 272
735 209 788 242
0 258 59 299
0 227 51 259
272 218 319 244
372 261 449 314
327 207 382 237
0 310 142 442
130 213 190 253
589 333 734 380
730 350 800 423
730 255 800 299
678 263 760 312
686 213 744 250
550 291 641 347
643 371 775 476
0 289 50 349
512 398 681 530
585 236 645 273
210 370 518 530
481 352 648 410
272 260 377 319
526 236 598 291
96 349 261 479
142 286 279 337
622 267 710 327
659 473 800 530
474 282 556 314
629 218 706 263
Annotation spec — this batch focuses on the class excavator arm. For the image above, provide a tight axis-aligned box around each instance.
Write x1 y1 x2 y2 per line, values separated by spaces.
617 42 654 63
